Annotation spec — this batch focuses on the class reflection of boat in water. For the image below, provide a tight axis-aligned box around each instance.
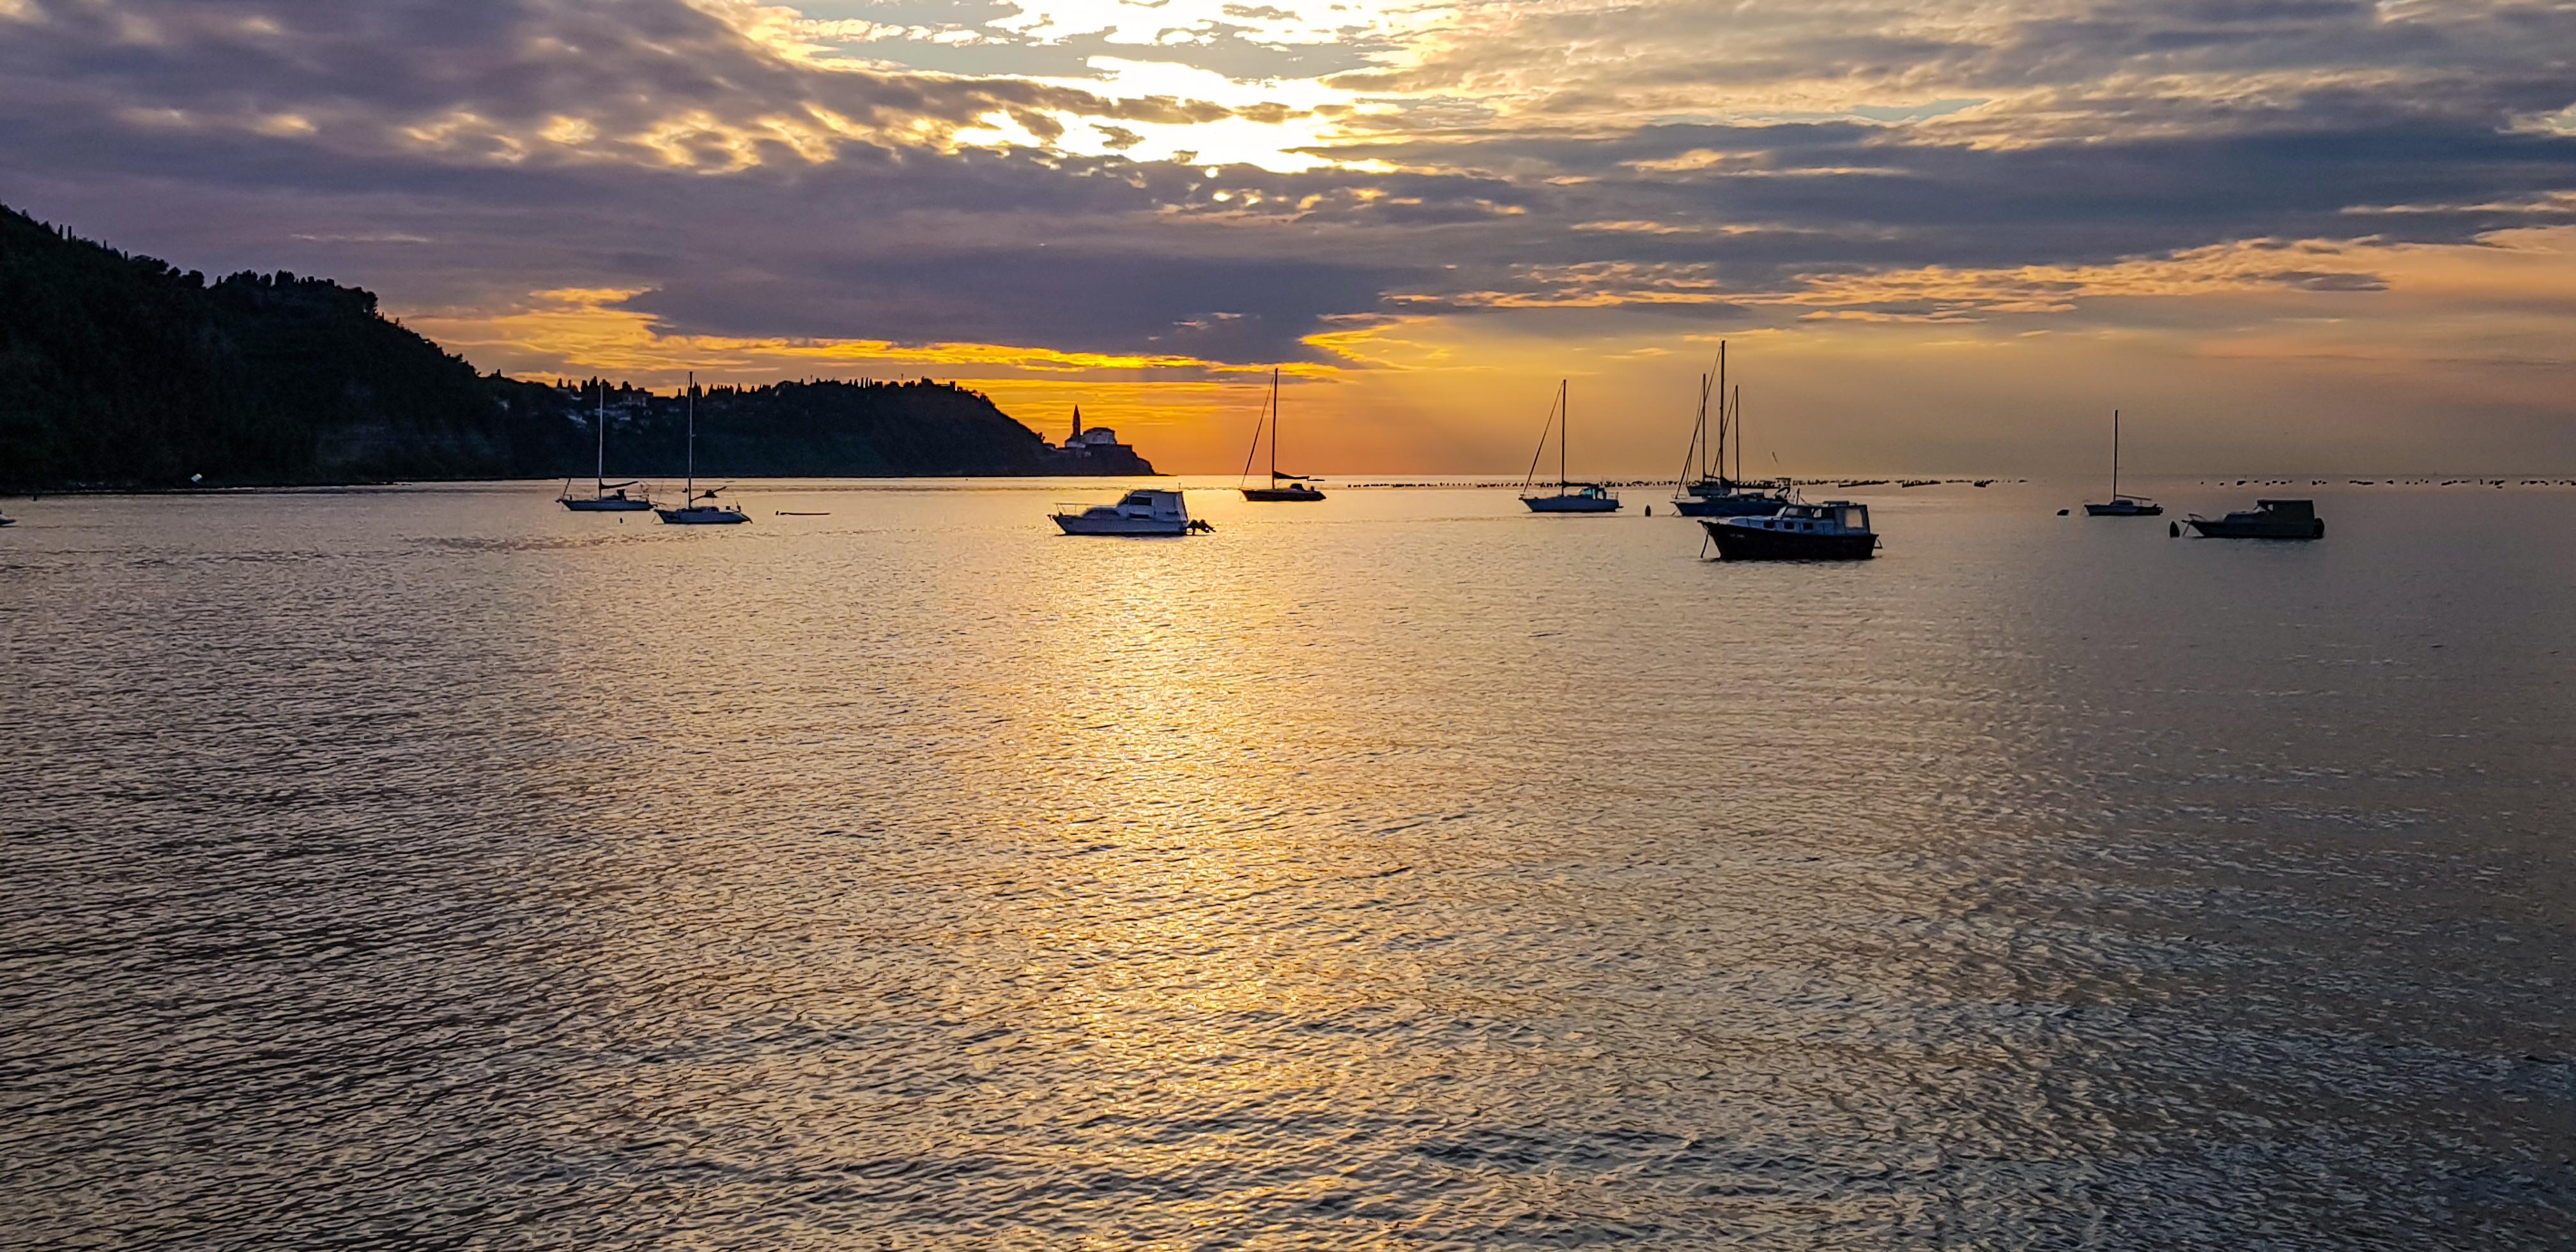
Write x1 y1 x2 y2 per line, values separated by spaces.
1239 369 1325 501
655 372 748 525
1703 501 1878 560
1671 341 1791 518
2184 498 2323 539
1520 379 1620 513
560 383 654 511
2082 409 2161 517
1052 488 1209 535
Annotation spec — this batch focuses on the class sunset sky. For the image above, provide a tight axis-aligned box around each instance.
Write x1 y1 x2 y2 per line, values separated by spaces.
6 0 2575 474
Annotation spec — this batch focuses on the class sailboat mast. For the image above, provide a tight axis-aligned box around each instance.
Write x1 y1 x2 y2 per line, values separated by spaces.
1270 367 1280 487
2112 408 2120 497
1714 342 1728 482
1733 386 1743 483
595 383 607 490
684 370 696 500
1559 379 1569 489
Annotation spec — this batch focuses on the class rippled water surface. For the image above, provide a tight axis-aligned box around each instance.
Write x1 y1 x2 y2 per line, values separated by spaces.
4 479 2573 1248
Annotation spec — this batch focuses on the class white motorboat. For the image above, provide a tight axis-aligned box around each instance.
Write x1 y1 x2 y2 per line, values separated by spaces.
655 371 747 525
1520 379 1621 513
560 383 654 511
1052 488 1206 535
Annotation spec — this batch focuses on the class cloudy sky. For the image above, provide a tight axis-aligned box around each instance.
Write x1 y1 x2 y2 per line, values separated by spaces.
6 0 2575 473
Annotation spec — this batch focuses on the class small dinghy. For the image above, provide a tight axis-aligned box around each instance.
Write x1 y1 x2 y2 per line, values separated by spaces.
1703 501 1878 560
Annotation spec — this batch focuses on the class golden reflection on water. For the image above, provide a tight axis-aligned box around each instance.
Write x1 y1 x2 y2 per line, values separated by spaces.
4 481 2574 1245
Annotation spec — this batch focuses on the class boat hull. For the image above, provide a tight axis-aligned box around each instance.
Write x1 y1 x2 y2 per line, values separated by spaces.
1241 487 1325 502
657 507 749 525
562 498 654 512
2184 518 2322 539
1523 494 1621 514
2083 501 2163 517
1703 519 1876 560
1053 515 1190 536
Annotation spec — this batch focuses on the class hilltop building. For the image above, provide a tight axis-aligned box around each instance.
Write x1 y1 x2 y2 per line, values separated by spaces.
1059 406 1138 459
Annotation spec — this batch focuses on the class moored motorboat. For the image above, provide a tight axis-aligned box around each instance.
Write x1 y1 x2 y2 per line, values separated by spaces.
1703 501 1878 560
2183 498 2323 539
1052 488 1206 535
1520 379 1621 514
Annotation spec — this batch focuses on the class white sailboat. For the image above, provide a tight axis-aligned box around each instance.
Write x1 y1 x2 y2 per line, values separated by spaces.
1520 379 1620 512
1239 369 1324 501
559 382 653 511
655 371 749 525
2083 409 2161 516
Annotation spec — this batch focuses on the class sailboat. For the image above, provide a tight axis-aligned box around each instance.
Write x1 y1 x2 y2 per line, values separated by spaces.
559 382 654 511
1520 379 1620 512
1239 368 1324 501
654 371 749 525
1671 341 1790 517
2082 409 2161 516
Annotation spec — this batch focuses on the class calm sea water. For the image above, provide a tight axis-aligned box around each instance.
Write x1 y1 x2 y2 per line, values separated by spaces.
3 478 2572 1248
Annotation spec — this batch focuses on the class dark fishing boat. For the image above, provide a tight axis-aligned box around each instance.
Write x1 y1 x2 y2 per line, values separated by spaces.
1239 369 1324 501
1703 501 1878 560
2184 498 2323 539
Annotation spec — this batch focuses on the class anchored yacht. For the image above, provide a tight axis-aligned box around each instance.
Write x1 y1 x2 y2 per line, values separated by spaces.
1052 489 1207 536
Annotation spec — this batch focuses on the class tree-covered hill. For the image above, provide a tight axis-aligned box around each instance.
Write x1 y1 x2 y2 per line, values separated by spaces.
0 205 1151 489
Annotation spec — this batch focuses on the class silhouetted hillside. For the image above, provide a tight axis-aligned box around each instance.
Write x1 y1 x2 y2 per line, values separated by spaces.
0 205 1151 489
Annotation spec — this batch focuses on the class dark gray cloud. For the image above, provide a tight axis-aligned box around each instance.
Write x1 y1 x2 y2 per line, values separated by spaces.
3 0 2573 366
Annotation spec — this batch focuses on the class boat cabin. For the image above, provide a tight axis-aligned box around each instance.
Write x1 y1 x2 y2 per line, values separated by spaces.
1733 501 1871 535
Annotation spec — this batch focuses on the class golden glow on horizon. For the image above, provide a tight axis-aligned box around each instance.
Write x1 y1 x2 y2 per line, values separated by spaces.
389 225 2576 476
